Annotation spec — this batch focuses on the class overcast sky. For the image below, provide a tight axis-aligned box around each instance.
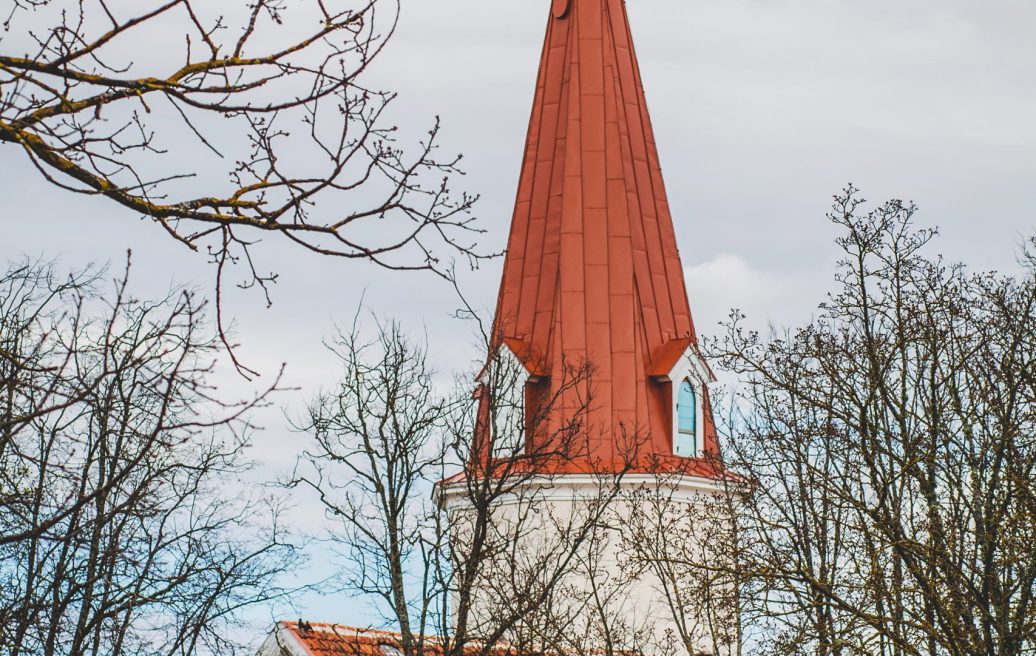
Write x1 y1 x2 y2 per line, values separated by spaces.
3 0 1035 628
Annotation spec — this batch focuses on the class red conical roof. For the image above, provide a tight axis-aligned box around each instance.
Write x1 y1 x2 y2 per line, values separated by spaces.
490 0 721 476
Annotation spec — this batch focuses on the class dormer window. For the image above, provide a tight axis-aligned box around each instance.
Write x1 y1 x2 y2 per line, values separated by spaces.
486 338 543 458
648 338 713 460
676 378 698 456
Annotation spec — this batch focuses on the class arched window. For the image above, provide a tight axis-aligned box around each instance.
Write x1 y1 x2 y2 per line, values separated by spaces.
675 378 697 456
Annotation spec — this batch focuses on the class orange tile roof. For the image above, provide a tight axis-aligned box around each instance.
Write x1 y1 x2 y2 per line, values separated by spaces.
488 0 722 475
262 621 662 656
261 622 536 656
262 622 427 656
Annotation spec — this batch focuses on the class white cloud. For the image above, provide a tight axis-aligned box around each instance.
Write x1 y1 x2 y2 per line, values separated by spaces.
684 254 821 337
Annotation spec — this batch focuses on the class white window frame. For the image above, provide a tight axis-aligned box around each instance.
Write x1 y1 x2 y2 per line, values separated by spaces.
654 347 710 458
485 342 534 458
674 378 700 457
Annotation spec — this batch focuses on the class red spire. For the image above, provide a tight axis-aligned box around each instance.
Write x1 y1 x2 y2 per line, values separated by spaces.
490 0 721 476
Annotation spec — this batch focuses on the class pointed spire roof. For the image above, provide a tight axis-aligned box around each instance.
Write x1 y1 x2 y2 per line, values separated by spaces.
491 0 721 475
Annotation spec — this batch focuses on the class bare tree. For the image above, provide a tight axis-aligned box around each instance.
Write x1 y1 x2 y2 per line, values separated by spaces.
713 187 1036 656
0 0 483 349
0 258 298 656
289 318 648 656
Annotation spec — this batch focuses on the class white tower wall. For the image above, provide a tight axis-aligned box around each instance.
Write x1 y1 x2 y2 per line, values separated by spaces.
441 474 736 656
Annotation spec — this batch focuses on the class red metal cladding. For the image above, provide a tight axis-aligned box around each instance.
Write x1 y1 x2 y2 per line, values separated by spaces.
488 0 723 477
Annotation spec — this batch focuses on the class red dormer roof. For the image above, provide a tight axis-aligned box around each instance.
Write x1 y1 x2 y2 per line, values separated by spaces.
490 0 721 474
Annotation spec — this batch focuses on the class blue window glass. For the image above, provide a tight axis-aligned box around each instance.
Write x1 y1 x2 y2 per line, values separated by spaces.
676 379 697 456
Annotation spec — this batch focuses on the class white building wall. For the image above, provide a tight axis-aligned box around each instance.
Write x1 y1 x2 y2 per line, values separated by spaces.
441 474 736 656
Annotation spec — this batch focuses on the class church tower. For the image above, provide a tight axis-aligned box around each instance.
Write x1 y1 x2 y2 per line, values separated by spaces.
256 5 738 656
442 1 734 654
